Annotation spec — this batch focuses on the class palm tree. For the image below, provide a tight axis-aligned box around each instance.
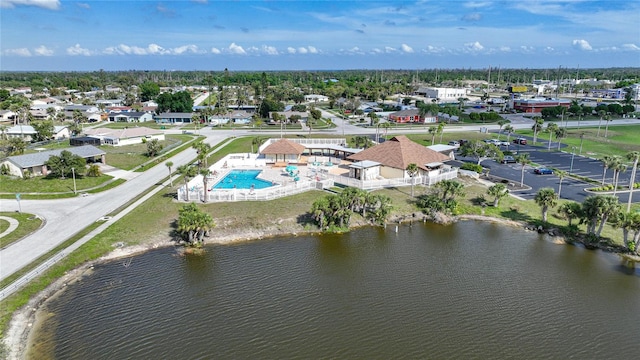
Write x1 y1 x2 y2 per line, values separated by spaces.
177 165 198 201
613 211 640 252
487 183 508 207
603 115 612 138
503 125 514 143
531 116 544 144
558 202 582 227
600 155 615 185
596 110 606 137
200 168 211 203
166 161 174 187
546 122 558 150
381 121 391 141
496 119 507 140
610 156 627 196
516 153 530 187
406 163 420 197
428 126 437 145
555 127 567 150
437 122 445 143
177 203 215 245
625 151 639 212
534 188 558 222
436 180 465 201
555 169 567 198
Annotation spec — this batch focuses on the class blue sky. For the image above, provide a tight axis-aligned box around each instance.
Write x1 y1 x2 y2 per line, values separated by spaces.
1 0 639 71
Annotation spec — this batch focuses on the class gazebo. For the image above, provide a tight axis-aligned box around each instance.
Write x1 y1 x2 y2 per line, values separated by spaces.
260 138 306 166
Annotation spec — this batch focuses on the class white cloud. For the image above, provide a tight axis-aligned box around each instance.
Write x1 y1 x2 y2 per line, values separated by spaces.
147 44 168 55
384 46 397 53
4 48 32 57
211 47 221 54
464 1 492 8
520 46 535 54
76 2 89 9
423 45 445 54
228 43 246 55
307 46 318 54
262 45 278 55
544 46 555 53
67 44 92 56
172 45 199 54
401 44 414 53
1 0 60 10
287 47 296 54
621 43 640 51
297 47 308 54
372 48 383 54
34 45 53 56
464 41 484 51
499 46 511 52
572 39 592 51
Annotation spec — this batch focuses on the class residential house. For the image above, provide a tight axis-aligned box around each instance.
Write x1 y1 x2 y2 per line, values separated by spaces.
5 125 38 141
155 112 194 124
53 126 70 140
347 136 452 180
83 127 165 146
209 110 253 126
0 110 17 122
271 111 308 123
107 111 154 123
305 94 329 103
0 145 105 178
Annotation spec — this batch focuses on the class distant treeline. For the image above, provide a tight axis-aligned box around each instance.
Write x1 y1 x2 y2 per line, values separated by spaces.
1 67 638 96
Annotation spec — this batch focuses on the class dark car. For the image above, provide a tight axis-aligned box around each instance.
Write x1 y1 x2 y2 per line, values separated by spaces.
534 167 553 175
513 138 527 145
501 155 516 164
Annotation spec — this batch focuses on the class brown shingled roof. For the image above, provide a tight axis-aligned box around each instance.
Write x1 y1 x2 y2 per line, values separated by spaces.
347 135 450 171
260 138 306 155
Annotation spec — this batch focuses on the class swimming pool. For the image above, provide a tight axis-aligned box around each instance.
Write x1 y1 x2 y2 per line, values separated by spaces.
213 170 274 189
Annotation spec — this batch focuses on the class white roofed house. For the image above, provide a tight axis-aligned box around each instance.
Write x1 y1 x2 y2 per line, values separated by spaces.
0 145 106 178
107 111 154 123
6 125 38 142
83 127 165 146
0 110 17 122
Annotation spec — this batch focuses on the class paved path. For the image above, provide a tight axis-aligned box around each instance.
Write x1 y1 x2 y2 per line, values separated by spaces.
0 216 19 240
0 134 227 282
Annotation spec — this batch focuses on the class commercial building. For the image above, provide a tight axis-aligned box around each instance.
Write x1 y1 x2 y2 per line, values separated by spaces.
512 98 571 113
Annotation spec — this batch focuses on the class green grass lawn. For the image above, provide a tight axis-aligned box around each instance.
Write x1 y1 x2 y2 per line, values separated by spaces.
0 174 113 194
514 125 640 158
99 121 165 130
0 212 43 249
101 134 186 170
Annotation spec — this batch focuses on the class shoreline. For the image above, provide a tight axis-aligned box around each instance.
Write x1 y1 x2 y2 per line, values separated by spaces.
2 213 632 359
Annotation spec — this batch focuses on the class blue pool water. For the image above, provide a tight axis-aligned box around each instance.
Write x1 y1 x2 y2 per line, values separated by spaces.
213 170 274 189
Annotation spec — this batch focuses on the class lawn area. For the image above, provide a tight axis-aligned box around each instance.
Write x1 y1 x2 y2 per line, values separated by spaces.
102 134 188 170
99 121 165 130
514 124 640 158
0 212 43 249
0 174 113 194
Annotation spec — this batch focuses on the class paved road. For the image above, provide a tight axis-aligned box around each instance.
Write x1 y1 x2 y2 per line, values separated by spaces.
0 134 228 281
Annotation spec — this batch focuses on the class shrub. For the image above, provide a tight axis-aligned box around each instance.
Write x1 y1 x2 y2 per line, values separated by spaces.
461 163 483 173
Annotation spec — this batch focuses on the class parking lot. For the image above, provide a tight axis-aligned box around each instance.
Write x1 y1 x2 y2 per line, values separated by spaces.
456 138 636 204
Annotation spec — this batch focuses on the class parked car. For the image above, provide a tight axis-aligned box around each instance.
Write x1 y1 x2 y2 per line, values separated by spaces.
459 139 469 145
448 141 460 148
534 167 553 175
498 141 511 147
501 155 516 164
513 138 527 145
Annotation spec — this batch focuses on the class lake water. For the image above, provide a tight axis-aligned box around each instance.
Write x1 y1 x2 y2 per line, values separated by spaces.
30 221 640 359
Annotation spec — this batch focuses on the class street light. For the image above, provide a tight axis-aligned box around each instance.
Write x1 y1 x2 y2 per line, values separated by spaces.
569 146 576 174
71 167 77 194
